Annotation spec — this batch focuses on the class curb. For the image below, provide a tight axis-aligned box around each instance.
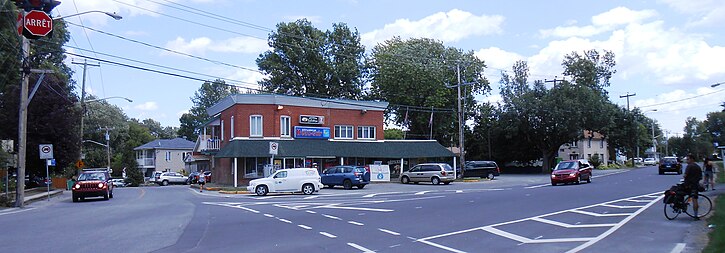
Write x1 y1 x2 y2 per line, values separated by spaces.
24 189 63 204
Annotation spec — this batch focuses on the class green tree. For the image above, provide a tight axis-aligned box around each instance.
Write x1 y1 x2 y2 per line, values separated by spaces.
384 129 404 140
256 19 366 99
682 117 712 159
367 37 490 146
141 119 176 139
495 51 616 172
178 79 238 141
705 111 725 148
0 4 79 177
82 96 129 174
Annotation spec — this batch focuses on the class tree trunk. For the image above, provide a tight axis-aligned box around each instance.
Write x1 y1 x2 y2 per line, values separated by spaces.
541 149 557 173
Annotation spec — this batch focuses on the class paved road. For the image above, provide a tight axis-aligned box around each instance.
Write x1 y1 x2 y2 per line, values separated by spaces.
0 167 719 253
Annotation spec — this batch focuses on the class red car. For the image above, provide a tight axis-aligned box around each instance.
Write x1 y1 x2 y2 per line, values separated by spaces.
551 159 593 186
72 170 113 202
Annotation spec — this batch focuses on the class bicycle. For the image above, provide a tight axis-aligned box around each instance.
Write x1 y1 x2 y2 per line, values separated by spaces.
663 184 713 220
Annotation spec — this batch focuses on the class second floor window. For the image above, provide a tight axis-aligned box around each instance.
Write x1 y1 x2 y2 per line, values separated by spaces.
230 116 235 138
250 115 263 137
587 138 592 148
280 116 290 137
600 139 604 148
358 126 375 139
165 151 171 161
334 125 354 139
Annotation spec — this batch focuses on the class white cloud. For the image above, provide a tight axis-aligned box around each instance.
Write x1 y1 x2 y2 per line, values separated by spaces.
659 0 725 27
540 7 657 38
362 9 504 47
135 102 159 111
633 87 723 132
164 36 269 56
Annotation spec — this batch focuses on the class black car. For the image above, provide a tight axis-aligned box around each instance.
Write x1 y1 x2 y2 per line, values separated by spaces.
659 156 682 175
464 161 500 179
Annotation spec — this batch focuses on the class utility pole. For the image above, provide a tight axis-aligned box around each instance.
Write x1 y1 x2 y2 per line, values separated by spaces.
619 92 636 111
544 76 565 86
16 33 30 207
101 127 113 171
72 60 100 170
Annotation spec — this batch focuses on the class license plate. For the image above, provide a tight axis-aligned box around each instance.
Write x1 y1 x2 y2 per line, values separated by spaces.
666 165 671 168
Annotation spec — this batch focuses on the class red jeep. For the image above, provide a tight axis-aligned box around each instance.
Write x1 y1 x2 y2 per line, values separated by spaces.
72 170 113 202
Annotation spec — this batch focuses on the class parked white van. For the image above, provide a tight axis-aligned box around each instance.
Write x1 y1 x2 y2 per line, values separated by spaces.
247 168 323 196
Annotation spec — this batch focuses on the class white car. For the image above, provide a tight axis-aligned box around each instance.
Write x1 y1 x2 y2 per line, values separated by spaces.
156 172 188 186
643 158 657 166
247 168 323 196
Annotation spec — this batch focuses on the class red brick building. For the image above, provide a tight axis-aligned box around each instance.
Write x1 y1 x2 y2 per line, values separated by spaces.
190 94 454 186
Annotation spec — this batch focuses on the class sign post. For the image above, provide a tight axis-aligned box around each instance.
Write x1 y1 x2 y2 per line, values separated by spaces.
269 142 278 174
39 144 53 201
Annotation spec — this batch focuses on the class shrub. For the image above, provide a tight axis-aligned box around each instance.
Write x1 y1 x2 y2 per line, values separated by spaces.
124 167 144 187
590 154 602 169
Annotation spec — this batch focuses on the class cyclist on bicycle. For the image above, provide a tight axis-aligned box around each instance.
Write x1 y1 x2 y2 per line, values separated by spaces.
683 154 703 220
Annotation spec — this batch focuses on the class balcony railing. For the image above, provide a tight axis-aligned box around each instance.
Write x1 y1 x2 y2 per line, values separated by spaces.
197 135 220 151
136 158 155 167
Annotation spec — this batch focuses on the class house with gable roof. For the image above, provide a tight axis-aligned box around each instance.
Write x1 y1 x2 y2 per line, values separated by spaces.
134 138 195 177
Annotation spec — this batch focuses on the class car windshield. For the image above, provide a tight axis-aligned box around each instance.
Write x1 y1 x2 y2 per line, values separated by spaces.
555 162 577 170
662 158 677 163
78 172 106 181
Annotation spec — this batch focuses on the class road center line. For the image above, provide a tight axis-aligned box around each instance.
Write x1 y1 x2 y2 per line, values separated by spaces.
347 243 374 253
379 228 400 236
278 218 292 223
323 214 342 220
348 221 364 226
415 191 432 195
306 210 317 214
320 232 337 238
298 225 312 230
263 214 274 218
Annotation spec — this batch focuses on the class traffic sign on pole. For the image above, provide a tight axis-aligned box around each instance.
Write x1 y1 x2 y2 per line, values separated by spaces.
269 142 279 155
39 144 53 160
23 10 53 38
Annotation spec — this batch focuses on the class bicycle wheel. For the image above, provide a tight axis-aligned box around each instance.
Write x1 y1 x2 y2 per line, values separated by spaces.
663 196 681 220
684 194 713 219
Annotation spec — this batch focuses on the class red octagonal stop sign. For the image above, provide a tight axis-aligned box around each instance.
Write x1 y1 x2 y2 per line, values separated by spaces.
24 10 53 37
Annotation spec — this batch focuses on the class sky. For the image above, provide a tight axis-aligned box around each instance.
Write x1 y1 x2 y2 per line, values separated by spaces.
53 0 725 138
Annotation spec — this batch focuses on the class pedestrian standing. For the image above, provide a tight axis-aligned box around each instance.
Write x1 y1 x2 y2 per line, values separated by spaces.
198 171 206 192
704 157 718 191
683 154 703 220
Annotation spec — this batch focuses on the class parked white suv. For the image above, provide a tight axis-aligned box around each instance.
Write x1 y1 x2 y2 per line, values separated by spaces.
156 172 188 186
247 168 323 196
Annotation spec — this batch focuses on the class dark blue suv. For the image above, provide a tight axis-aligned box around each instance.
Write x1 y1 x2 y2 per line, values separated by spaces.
321 166 370 189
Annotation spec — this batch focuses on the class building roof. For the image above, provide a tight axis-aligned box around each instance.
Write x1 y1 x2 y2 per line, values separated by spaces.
133 138 196 151
215 139 454 159
206 94 389 117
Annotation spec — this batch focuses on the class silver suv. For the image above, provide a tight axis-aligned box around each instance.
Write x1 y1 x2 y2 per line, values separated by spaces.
156 172 188 186
401 163 455 185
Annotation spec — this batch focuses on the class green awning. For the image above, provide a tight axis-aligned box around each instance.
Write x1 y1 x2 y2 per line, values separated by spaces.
215 139 454 159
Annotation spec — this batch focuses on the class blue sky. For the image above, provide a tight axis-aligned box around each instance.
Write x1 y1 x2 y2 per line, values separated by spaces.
54 0 725 137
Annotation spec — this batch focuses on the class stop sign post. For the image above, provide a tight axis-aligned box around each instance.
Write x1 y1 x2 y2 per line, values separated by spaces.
21 10 53 39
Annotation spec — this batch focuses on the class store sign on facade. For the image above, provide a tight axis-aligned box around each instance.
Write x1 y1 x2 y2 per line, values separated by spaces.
294 126 330 139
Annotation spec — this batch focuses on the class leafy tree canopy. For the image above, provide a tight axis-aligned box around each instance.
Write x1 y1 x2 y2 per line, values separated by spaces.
178 79 238 141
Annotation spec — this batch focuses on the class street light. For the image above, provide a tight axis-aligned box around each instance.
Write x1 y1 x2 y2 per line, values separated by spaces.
14 10 122 207
83 138 110 172
711 82 723 88
53 11 122 20
79 97 131 164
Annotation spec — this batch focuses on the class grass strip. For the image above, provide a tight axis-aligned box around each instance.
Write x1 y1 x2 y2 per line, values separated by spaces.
703 195 725 253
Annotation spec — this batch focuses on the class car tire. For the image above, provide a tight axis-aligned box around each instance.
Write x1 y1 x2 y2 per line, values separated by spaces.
325 184 333 188
659 170 664 175
486 172 495 180
343 180 353 190
162 180 169 186
104 190 109 200
357 184 365 189
586 175 592 183
551 182 557 186
432 177 441 185
443 182 451 185
255 185 268 196
575 176 581 185
302 183 315 195
110 191 114 198
72 194 79 202
401 176 410 184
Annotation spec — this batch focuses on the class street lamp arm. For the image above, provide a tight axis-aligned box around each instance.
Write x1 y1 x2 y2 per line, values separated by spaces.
53 11 122 20
85 96 133 103
83 139 107 148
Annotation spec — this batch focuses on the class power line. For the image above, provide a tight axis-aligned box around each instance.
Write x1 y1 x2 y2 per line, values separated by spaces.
639 87 725 108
